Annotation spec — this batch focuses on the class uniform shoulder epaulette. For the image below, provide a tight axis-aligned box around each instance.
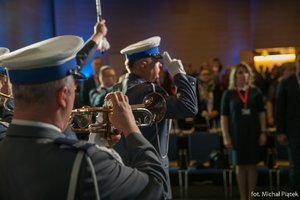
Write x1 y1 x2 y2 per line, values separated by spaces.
54 137 95 151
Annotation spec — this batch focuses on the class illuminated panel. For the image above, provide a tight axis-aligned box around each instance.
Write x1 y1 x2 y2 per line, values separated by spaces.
254 54 296 61
253 47 296 71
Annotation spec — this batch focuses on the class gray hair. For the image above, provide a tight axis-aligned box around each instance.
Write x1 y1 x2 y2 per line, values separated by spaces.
12 76 72 105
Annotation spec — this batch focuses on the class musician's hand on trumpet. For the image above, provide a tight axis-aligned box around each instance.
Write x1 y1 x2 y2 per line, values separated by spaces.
88 92 141 147
106 92 140 137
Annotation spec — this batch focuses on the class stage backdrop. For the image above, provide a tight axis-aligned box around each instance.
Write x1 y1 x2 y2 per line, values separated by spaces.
1 0 300 77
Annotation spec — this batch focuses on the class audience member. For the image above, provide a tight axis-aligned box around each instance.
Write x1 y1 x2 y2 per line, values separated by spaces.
78 57 103 106
89 65 116 106
265 63 295 127
194 66 222 131
250 64 268 98
211 57 224 87
276 56 300 193
221 63 267 200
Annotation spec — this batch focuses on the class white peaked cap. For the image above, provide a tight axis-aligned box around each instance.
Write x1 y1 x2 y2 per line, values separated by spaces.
0 36 85 84
0 47 10 56
120 36 162 60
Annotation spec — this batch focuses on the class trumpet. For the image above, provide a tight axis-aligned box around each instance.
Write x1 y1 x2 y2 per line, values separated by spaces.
69 92 166 135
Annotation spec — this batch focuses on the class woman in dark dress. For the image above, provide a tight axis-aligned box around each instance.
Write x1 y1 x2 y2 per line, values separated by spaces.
220 63 267 200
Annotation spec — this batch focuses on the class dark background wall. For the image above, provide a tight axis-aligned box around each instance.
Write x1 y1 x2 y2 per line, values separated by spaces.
1 0 300 76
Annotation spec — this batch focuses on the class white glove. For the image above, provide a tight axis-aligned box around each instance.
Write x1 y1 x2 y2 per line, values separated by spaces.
98 37 110 52
162 51 186 76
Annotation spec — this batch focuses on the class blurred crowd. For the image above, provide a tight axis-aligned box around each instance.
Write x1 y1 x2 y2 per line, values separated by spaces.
75 56 297 133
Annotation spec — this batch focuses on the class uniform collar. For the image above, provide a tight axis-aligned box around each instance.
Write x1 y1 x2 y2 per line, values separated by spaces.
7 119 64 140
12 119 62 132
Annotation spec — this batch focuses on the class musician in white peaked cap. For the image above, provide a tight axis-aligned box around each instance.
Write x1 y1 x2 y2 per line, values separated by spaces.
0 21 167 200
113 36 198 199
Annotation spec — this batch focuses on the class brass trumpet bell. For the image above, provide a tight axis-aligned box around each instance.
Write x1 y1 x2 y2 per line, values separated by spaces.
131 92 166 124
69 92 166 133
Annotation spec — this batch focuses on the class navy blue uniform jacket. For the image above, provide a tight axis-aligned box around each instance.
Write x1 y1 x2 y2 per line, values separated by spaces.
113 72 198 199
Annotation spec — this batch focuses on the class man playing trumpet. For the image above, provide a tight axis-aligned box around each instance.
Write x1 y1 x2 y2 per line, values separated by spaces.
0 21 167 200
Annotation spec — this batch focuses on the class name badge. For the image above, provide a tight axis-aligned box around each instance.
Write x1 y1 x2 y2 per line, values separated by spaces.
241 108 251 115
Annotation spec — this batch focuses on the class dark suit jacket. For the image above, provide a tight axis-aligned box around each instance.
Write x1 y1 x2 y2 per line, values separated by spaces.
276 73 300 192
276 75 300 138
0 123 166 200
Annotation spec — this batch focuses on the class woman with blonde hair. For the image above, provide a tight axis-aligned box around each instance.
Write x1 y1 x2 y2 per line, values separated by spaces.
220 63 267 200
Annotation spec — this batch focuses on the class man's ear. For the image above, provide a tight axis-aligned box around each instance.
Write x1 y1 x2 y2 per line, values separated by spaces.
139 60 148 73
56 86 68 108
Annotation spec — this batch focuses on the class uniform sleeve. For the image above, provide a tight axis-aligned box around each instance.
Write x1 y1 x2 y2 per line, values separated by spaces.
275 81 287 134
78 133 166 200
164 73 198 119
76 40 97 67
220 90 230 116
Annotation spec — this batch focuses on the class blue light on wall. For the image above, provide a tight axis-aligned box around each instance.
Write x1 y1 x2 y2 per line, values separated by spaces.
80 62 93 78
53 0 100 79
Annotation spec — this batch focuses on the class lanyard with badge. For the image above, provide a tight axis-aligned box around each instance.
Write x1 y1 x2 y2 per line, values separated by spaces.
236 85 251 115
